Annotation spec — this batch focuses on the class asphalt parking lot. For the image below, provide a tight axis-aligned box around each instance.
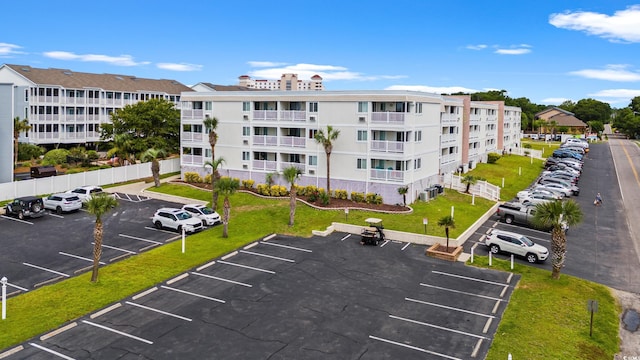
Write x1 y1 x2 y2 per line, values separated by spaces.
2 232 519 359
0 192 186 295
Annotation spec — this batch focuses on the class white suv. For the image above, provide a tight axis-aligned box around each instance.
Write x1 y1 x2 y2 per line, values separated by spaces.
484 229 549 263
66 186 106 203
181 204 221 226
43 193 83 214
152 208 203 234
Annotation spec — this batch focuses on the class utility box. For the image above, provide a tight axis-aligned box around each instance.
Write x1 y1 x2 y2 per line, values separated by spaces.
30 166 57 178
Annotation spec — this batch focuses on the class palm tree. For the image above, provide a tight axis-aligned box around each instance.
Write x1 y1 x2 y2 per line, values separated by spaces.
215 177 240 238
203 116 220 205
110 133 136 166
532 200 583 279
86 193 119 282
461 175 477 193
397 186 409 206
13 117 31 166
265 171 278 187
283 166 302 227
141 148 167 187
437 215 456 251
314 125 340 201
204 157 225 210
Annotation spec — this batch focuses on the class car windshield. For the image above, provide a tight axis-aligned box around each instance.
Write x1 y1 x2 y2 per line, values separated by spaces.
175 212 192 220
520 236 534 247
199 207 213 214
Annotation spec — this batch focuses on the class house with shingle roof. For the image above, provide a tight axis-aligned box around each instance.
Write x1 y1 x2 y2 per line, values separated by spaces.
534 106 588 135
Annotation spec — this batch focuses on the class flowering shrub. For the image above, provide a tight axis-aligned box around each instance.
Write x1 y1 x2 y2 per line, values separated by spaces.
184 172 202 183
333 189 348 200
366 193 383 204
242 179 255 189
351 192 365 203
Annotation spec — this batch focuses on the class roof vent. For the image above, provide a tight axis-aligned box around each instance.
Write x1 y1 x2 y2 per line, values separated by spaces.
115 76 123 80
63 71 72 75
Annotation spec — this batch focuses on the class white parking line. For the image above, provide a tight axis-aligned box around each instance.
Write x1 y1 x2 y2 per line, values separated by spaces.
119 233 163 245
191 272 253 287
259 241 312 252
379 240 390 247
6 282 28 292
93 243 137 254
340 234 351 241
29 343 76 360
125 301 192 321
217 260 276 274
143 226 178 235
82 320 153 344
401 242 411 251
23 263 70 277
239 250 295 262
369 335 461 360
0 215 33 224
160 285 226 303
405 297 495 319
389 315 489 340
59 252 105 265
48 213 64 219
419 283 505 302
431 271 510 287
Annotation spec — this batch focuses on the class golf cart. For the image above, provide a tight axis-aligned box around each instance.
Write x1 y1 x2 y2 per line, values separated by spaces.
360 218 385 246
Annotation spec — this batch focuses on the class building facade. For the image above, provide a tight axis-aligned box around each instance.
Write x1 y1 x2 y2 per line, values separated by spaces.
237 73 324 91
179 90 521 205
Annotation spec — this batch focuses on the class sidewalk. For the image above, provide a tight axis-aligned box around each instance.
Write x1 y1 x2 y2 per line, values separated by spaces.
108 175 207 206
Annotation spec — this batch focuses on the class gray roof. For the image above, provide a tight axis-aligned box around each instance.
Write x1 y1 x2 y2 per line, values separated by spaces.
5 64 192 94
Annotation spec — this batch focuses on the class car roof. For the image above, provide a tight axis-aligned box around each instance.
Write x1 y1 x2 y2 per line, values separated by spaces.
183 204 205 208
51 193 80 198
156 207 185 213
15 196 42 201
491 229 526 238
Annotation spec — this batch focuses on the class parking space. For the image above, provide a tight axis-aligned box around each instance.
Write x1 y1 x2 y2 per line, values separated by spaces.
4 232 518 359
0 196 187 295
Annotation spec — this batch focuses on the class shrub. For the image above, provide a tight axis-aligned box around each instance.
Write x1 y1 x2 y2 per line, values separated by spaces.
304 185 318 196
42 149 70 165
334 189 348 200
17 143 44 161
523 143 532 149
184 172 203 183
64 168 84 174
318 191 330 205
203 174 212 184
487 152 501 164
270 185 287 196
351 192 365 203
365 193 383 205
256 184 270 196
242 179 255 189
308 190 319 202
86 150 99 162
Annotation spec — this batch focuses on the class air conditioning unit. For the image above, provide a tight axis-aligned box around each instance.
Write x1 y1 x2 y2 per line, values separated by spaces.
309 169 315 174
243 139 249 145
309 116 316 122
358 117 366 122
242 164 248 169
243 115 249 120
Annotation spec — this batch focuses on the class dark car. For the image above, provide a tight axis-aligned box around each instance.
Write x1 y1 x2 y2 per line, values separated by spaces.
5 196 46 219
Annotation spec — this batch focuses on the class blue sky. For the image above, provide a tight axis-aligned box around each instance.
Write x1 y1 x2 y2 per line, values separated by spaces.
2 1 640 107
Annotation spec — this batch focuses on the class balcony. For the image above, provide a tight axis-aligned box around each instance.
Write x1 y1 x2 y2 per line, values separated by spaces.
253 135 278 146
441 133 457 144
469 132 480 140
280 136 306 148
64 114 86 122
36 132 60 140
371 112 405 124
182 154 203 165
280 162 306 173
370 169 404 182
182 109 204 120
370 140 404 153
253 110 278 121
441 113 460 124
440 153 457 165
279 110 307 122
182 132 204 142
253 160 277 171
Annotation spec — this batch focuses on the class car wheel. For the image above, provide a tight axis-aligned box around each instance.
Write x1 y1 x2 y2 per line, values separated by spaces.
56 206 62 215
489 244 500 254
202 220 207 227
18 211 24 220
505 216 514 224
526 253 538 263
154 221 163 230
177 225 183 234
31 203 42 213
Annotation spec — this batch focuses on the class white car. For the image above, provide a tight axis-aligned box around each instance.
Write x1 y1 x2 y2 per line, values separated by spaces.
181 204 221 226
517 189 563 201
485 229 549 263
42 193 83 214
519 193 558 206
152 208 203 234
531 184 572 198
66 186 106 203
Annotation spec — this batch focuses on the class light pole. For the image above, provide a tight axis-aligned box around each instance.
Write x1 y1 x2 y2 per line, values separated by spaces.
1 276 7 320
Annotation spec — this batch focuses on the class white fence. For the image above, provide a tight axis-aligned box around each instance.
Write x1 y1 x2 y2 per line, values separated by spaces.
0 158 180 202
442 174 501 201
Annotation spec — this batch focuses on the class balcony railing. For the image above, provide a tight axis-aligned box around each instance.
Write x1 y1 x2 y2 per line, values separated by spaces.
279 110 307 122
182 154 203 165
182 109 204 119
253 160 277 171
182 132 203 142
370 169 404 182
370 140 404 153
253 110 278 121
37 132 60 140
253 135 278 146
371 112 405 124
441 113 460 123
441 133 457 144
280 162 306 173
279 136 306 147
440 153 457 165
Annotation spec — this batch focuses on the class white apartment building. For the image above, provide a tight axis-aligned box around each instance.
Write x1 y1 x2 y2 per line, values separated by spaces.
179 90 521 205
237 73 324 91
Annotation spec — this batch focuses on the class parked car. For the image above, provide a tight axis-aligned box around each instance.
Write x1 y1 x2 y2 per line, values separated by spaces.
519 192 560 206
43 193 83 214
152 208 204 234
538 177 580 195
484 229 549 263
5 196 46 219
533 183 573 197
181 204 221 226
517 189 563 201
66 186 106 203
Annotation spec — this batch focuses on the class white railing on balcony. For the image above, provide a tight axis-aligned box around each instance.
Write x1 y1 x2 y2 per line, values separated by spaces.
468 148 480 157
441 113 460 123
370 140 404 153
182 154 203 165
280 162 306 173
370 168 404 182
37 132 60 140
440 153 457 165
371 112 405 124
469 115 481 123
441 133 457 144
182 109 204 119
280 110 307 122
61 132 86 140
182 132 203 142
253 160 277 171
253 110 278 121
253 135 278 146
280 136 306 147
469 132 480 140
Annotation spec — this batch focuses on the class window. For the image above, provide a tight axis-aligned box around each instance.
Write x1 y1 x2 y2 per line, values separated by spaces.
309 102 318 113
243 126 250 136
309 156 317 166
24 89 29 102
416 102 422 113
242 151 250 161
205 102 212 110
357 102 368 113
243 102 250 111
414 158 422 169
308 129 318 139
357 130 368 141
205 149 212 158
357 159 367 169
414 131 422 142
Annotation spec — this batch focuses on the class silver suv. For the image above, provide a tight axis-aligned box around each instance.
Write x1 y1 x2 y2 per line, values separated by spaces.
152 208 203 234
181 204 221 226
484 229 549 263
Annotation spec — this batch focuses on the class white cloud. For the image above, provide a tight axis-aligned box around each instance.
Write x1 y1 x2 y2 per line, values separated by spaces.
494 44 532 55
466 44 488 50
43 51 149 66
248 61 288 68
246 62 404 82
386 84 480 94
540 97 570 105
0 42 24 57
569 64 640 82
589 88 640 98
157 63 202 72
549 5 640 43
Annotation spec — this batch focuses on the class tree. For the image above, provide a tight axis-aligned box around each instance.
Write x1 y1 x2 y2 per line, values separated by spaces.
572 98 612 123
13 117 31 166
314 125 340 201
215 177 240 238
532 200 583 280
204 157 225 210
101 98 180 155
437 215 456 251
587 121 604 134
141 148 167 187
397 186 409 206
461 175 477 193
108 133 136 166
265 172 278 187
203 116 219 206
86 193 119 282
282 166 302 226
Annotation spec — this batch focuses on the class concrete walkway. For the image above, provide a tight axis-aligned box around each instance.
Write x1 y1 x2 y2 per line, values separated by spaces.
108 175 207 206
